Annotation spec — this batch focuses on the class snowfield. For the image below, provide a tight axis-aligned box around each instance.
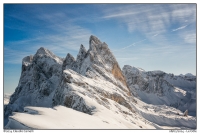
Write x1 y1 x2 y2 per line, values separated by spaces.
6 106 144 129
5 100 196 129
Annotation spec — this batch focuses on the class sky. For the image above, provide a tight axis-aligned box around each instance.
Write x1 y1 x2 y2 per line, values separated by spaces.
4 4 196 94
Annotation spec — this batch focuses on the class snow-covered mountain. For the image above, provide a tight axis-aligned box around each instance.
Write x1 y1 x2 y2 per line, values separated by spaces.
4 35 196 129
122 65 196 116
4 47 63 126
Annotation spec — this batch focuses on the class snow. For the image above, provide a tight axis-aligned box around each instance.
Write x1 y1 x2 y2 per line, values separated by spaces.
5 105 147 129
174 87 186 96
5 117 32 129
132 99 196 129
6 97 196 129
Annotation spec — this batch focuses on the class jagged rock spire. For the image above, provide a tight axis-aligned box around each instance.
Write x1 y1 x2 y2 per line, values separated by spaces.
89 35 102 44
77 44 87 61
86 35 128 88
63 53 76 70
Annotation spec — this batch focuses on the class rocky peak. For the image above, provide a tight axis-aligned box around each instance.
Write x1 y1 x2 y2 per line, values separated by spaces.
35 47 61 62
22 55 33 67
185 73 194 77
63 53 76 70
87 36 128 88
66 53 75 61
123 65 141 75
77 44 87 61
89 35 102 46
88 36 116 70
36 47 50 55
79 44 87 53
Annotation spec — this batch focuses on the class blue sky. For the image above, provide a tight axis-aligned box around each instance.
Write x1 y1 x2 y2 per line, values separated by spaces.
4 4 196 93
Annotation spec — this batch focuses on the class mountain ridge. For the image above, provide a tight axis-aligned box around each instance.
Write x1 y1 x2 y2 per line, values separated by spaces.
4 35 196 129
122 65 196 116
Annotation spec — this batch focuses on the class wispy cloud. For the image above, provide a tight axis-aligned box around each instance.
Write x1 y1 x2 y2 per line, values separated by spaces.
4 47 33 64
113 39 147 52
4 8 93 64
178 29 196 44
102 9 151 19
172 25 188 32
153 34 159 37
5 25 92 64
100 4 196 39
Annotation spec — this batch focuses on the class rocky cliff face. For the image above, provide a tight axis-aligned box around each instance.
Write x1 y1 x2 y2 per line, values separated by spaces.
61 35 129 94
123 65 173 96
88 35 127 87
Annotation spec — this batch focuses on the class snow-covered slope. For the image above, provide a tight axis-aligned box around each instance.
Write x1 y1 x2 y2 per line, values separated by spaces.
5 104 196 129
4 35 196 129
122 65 196 116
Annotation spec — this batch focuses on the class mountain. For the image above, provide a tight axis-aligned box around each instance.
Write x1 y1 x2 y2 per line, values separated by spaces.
4 35 196 129
4 35 132 128
122 65 196 116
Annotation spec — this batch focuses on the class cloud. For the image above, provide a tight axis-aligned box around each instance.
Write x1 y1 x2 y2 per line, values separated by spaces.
102 9 151 19
153 34 159 37
172 25 188 32
170 4 196 23
174 23 196 45
101 4 196 37
113 39 147 52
